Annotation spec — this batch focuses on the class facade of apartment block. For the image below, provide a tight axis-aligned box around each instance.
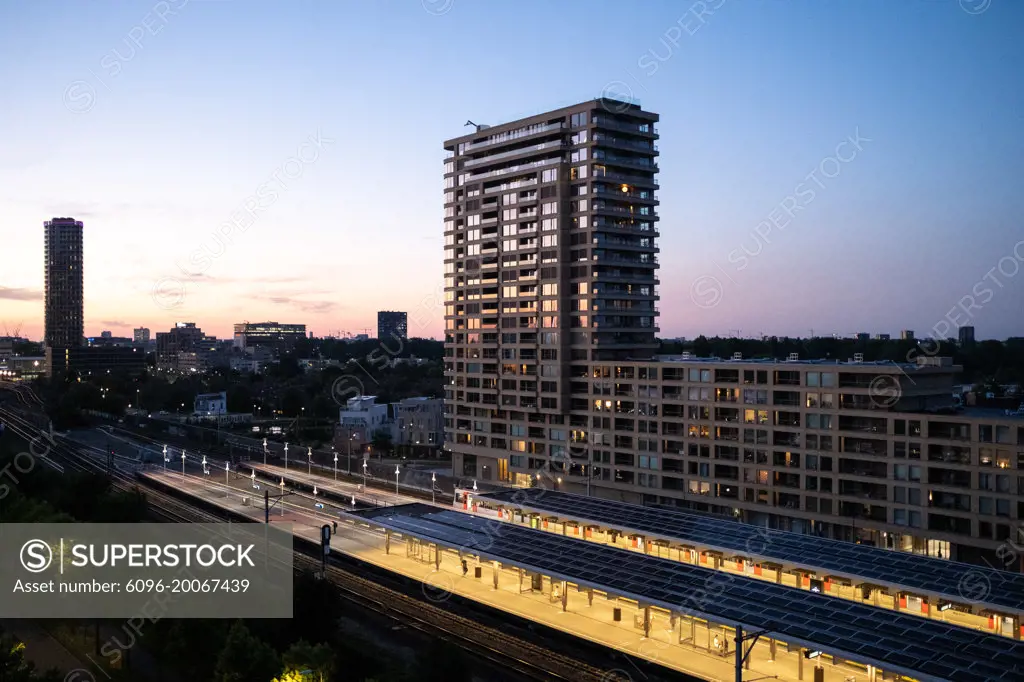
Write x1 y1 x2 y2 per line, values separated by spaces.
441 100 1023 566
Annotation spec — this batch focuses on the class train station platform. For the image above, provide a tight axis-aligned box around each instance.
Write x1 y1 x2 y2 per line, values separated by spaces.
139 469 1024 682
465 488 1024 640
346 504 1024 682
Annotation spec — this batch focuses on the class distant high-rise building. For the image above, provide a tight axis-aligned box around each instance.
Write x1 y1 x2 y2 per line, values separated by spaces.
856 333 870 342
900 330 915 341
958 326 975 346
377 311 408 341
100 330 112 339
232 321 306 352
155 322 211 371
875 333 891 341
43 217 84 351
134 327 151 344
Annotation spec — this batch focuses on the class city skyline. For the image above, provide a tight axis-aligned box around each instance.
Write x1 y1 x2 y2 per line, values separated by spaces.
1 1 1022 341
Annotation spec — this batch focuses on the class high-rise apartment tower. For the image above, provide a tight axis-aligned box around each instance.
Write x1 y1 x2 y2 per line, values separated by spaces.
443 98 660 483
44 217 85 350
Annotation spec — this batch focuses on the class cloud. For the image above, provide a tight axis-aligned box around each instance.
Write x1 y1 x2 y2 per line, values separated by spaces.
0 286 42 301
141 273 305 285
99 320 130 327
267 296 336 314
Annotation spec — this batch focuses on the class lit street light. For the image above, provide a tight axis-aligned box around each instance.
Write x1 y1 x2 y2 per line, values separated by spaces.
201 455 209 476
347 432 358 475
251 469 259 490
284 442 289 470
362 459 367 490
263 438 268 465
332 447 338 481
431 472 436 505
162 444 168 470
394 464 400 495
225 460 230 485
279 478 286 517
181 449 187 479
307 446 313 475
351 494 356 507
473 479 478 492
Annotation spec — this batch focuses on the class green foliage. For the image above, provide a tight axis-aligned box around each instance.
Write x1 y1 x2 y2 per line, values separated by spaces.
213 620 280 682
281 640 334 681
0 626 64 682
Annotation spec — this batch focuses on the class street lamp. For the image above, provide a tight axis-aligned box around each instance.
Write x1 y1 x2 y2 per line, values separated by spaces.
225 460 230 485
347 432 358 475
181 449 187 479
162 444 168 470
394 464 400 495
307 446 313 475
263 438 268 466
472 480 478 492
351 493 356 507
362 459 367 490
332 447 338 481
279 478 286 517
201 455 208 476
251 469 257 490
431 472 436 504
284 442 289 470
312 485 318 508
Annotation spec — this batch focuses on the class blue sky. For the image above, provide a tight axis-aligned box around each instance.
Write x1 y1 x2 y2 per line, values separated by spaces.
0 0 1021 341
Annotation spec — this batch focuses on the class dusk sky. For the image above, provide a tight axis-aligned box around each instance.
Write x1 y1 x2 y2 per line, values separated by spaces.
1 0 1022 342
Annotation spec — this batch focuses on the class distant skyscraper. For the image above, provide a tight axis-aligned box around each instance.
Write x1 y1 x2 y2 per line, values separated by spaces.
958 326 975 346
133 327 151 344
44 217 84 351
900 330 915 341
377 311 408 341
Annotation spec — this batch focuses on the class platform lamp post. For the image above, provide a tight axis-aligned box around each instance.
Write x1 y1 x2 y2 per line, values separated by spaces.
362 459 368 490
162 445 168 470
181 449 187 479
431 472 436 505
279 478 286 517
394 464 400 495
225 460 230 485
201 455 208 476
313 485 318 507
251 469 257 489
332 447 338 481
263 438 268 465
284 442 289 470
351 493 356 508
307 446 313 476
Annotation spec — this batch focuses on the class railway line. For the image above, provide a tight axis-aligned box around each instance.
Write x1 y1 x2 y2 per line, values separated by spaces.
0 402 639 682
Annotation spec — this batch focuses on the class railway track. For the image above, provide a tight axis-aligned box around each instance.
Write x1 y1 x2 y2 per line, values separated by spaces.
0 406 624 682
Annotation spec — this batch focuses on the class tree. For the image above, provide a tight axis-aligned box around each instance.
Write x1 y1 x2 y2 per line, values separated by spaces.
213 620 280 682
0 627 62 682
281 640 334 682
371 432 393 457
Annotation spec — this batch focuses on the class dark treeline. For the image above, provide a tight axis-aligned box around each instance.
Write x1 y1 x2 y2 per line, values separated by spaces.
662 336 1024 387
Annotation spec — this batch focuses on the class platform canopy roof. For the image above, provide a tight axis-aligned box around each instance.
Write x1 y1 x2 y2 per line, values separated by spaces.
352 504 1024 682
